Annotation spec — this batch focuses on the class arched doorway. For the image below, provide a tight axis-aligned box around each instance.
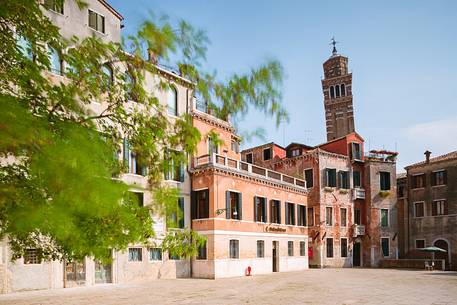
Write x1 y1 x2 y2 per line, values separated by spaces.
434 239 450 270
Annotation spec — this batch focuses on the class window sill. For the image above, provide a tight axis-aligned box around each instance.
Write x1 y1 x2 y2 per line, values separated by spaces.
46 9 65 17
88 26 107 36
431 184 446 188
149 260 163 263
411 187 425 190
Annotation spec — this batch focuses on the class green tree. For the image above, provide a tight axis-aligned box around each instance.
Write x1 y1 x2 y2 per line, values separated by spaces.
0 0 287 262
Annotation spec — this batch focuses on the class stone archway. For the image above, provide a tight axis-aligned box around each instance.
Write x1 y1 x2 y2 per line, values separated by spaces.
434 239 450 270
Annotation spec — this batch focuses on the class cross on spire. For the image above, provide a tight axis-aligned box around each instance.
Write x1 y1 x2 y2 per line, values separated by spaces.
330 36 339 55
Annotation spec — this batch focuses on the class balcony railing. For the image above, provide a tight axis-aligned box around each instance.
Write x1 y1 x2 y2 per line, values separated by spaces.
193 153 307 190
352 188 366 200
353 225 365 237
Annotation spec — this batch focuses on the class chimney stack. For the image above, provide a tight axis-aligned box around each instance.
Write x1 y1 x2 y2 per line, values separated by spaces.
424 150 431 163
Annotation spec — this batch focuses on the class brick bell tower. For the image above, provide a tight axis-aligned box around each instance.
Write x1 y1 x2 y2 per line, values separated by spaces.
321 38 355 141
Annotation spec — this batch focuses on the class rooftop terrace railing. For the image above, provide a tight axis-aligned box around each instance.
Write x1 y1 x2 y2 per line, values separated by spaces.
194 153 307 190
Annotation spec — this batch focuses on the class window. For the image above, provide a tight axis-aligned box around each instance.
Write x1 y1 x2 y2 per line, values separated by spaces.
291 148 300 157
88 10 105 33
326 238 333 258
17 36 33 60
169 253 180 260
24 249 41 264
192 189 209 219
285 202 296 225
130 191 144 207
341 83 346 96
167 86 178 116
168 197 185 229
335 84 340 98
354 208 361 225
380 171 391 191
226 191 242 220
415 240 425 249
307 207 314 226
288 241 294 256
123 138 147 176
414 202 424 218
149 248 162 261
44 0 64 14
341 238 348 257
300 241 306 256
102 64 113 87
432 200 448 216
231 140 239 153
380 209 389 227
325 168 337 187
397 185 405 197
340 208 347 227
257 240 265 258
351 142 362 160
263 148 272 161
381 238 389 257
330 86 335 99
254 196 267 222
208 137 219 155
197 241 207 260
246 153 253 164
128 248 142 262
48 47 62 75
164 150 184 182
229 240 239 259
270 200 281 224
411 174 425 189
297 205 307 226
432 170 447 186
325 207 333 226
304 169 313 188
353 171 361 188
339 171 350 189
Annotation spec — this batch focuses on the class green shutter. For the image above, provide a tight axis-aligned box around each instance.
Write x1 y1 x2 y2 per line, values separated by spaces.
179 163 185 182
237 193 242 220
178 197 185 228
263 198 267 222
278 201 281 224
285 203 289 225
191 191 197 220
253 197 258 222
226 191 230 219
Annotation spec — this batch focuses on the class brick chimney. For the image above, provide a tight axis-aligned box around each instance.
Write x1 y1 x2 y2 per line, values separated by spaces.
424 150 431 163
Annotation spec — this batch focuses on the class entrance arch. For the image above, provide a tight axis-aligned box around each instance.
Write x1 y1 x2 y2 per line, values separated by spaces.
433 239 450 270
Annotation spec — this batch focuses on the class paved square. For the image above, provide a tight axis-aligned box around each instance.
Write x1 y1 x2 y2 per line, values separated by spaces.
1 269 456 305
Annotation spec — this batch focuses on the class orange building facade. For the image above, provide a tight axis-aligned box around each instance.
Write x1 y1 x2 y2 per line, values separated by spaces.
190 105 309 278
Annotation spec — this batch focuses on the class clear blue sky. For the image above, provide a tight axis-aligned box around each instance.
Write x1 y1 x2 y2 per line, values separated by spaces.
110 0 457 172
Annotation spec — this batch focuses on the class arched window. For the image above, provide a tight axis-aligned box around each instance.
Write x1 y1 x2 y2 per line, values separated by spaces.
48 47 62 75
341 84 346 96
124 72 134 100
330 86 335 99
335 85 340 98
167 86 178 116
102 64 113 87
17 36 33 60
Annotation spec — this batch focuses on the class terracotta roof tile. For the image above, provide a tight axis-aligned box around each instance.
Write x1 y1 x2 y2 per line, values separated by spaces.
406 150 457 168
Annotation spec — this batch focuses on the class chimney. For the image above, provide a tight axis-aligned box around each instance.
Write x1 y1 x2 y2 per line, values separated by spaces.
147 49 158 65
424 150 431 163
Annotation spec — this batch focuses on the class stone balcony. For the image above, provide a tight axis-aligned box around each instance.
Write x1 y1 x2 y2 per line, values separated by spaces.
353 225 365 237
352 188 366 200
192 153 307 191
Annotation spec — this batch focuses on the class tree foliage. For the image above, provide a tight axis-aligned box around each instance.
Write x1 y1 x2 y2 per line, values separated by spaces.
0 0 287 262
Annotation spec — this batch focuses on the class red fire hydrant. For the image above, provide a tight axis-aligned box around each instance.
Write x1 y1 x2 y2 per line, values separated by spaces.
246 266 252 276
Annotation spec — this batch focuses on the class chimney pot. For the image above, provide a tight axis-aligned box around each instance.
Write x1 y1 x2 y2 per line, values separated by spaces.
424 150 431 163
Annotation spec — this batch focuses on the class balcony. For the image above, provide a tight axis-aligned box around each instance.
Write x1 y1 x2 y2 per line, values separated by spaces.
353 225 365 237
352 188 366 200
193 153 307 190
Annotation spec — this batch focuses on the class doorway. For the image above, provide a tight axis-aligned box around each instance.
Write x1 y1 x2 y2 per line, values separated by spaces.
353 242 361 267
95 261 112 284
272 241 279 272
64 261 86 287
434 239 450 270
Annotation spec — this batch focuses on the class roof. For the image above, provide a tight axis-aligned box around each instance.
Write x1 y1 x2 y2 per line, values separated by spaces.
406 150 457 169
99 0 124 21
285 142 314 151
396 172 407 179
241 142 285 153
315 132 364 148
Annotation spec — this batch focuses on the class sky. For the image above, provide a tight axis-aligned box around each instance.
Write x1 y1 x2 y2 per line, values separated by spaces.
110 0 457 172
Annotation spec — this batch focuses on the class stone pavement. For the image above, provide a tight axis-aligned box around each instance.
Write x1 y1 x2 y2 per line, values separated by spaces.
1 268 456 305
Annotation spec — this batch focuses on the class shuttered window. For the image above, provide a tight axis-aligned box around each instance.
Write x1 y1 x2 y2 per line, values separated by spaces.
226 191 242 220
325 168 337 187
88 10 105 33
285 202 295 225
270 200 281 224
191 189 209 219
254 196 267 222
326 238 333 258
257 240 265 258
341 238 348 257
380 172 391 190
297 205 307 226
229 240 239 259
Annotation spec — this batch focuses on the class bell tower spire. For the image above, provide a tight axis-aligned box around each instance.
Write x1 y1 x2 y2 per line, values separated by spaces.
321 39 355 141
